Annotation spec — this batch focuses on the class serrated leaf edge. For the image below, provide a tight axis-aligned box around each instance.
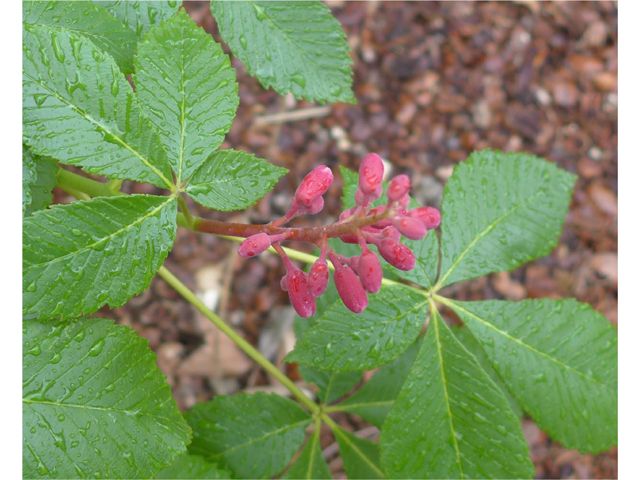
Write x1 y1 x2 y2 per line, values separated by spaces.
444 298 614 391
23 195 176 275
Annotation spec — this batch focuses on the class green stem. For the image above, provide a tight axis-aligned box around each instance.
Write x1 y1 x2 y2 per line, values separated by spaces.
156 265 319 414
177 195 194 229
57 169 126 197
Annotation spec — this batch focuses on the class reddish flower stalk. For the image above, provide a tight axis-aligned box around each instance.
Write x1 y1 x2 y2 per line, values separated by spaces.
192 154 441 315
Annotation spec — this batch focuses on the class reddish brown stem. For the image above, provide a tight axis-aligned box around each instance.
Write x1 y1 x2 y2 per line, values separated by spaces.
192 210 391 243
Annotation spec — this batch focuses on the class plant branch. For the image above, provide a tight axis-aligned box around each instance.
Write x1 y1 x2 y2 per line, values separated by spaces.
156 265 319 414
56 168 431 296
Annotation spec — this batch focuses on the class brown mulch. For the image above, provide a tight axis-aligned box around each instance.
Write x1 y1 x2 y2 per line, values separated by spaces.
52 1 616 478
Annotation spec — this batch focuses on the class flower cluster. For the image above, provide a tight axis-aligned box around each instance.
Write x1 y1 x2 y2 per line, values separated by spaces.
237 154 440 318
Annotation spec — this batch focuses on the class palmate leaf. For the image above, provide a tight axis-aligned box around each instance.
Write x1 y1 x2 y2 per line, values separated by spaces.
298 366 361 404
333 426 384 479
23 24 174 189
185 150 287 211
22 146 59 217
446 298 618 453
135 10 239 182
155 453 231 479
282 429 332 480
338 338 421 428
98 0 182 39
380 308 534 479
23 195 177 320
436 150 576 288
210 1 354 104
285 285 429 372
186 392 312 479
23 1 138 74
23 317 191 479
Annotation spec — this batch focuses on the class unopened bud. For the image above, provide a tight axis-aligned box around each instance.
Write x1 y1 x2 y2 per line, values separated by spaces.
339 234 359 244
398 194 410 209
238 233 271 258
387 174 411 202
300 196 324 215
334 265 368 313
391 216 427 240
379 238 416 271
308 259 329 298
287 269 316 318
280 275 288 291
381 226 401 241
358 250 382 293
359 153 384 197
355 188 366 206
295 165 333 206
408 206 441 230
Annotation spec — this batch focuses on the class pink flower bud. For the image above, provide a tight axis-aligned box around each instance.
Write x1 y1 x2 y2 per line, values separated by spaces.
334 265 368 313
367 205 392 228
355 188 366 206
387 174 411 202
308 259 329 298
295 165 334 206
238 233 271 258
359 153 384 196
408 206 441 230
398 194 410 209
381 226 401 241
300 196 324 215
391 216 427 240
358 250 382 293
339 207 356 221
280 275 288 291
287 269 316 318
379 238 416 271
339 234 359 244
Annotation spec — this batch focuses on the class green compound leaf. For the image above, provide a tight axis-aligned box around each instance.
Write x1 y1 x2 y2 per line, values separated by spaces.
446 298 618 453
23 1 138 74
135 10 239 182
451 325 523 418
186 150 287 211
380 308 534 479
338 338 421 428
298 366 361 404
23 317 191 479
23 195 177 320
285 285 429 372
98 0 182 39
333 426 383 479
23 146 59 217
436 150 576 289
186 392 312 479
282 429 332 480
155 453 231 479
211 1 354 104
23 24 174 189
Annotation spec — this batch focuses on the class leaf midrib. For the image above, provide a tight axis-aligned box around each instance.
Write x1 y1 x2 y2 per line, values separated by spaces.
444 299 615 391
333 428 384 478
23 196 175 274
436 189 545 289
23 35 174 190
208 418 311 459
433 312 465 479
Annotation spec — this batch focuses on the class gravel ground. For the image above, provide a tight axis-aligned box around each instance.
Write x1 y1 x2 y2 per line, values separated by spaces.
59 2 617 478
